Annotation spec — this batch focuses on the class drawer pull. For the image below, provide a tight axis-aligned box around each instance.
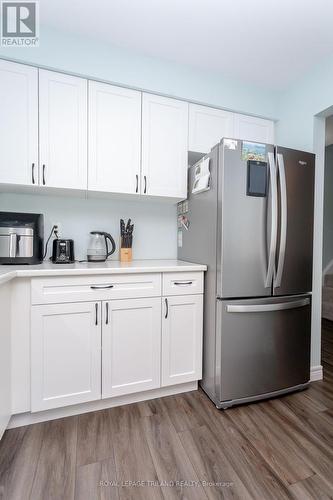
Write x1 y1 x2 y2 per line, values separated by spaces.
42 164 46 185
174 281 193 286
106 302 109 325
90 285 114 290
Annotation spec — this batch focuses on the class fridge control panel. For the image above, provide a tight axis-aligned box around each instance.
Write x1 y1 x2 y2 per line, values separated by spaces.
246 160 267 197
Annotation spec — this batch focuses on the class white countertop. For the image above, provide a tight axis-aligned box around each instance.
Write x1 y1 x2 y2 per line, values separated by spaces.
0 259 207 286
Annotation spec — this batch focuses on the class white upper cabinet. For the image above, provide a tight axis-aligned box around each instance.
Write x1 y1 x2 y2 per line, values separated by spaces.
189 104 234 153
0 60 38 185
234 114 274 144
39 70 87 189
0 59 275 199
88 82 141 194
142 93 188 199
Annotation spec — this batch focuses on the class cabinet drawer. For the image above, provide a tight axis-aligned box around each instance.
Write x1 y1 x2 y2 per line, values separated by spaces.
31 273 161 304
162 272 203 296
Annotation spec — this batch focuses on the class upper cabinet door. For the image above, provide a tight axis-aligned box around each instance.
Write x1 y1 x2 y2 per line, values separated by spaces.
142 93 188 199
234 114 274 144
0 60 38 185
189 104 234 153
88 82 141 194
39 70 87 189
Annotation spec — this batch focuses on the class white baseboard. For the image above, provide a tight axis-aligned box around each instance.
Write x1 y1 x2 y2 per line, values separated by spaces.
310 365 323 381
6 368 324 430
8 381 198 429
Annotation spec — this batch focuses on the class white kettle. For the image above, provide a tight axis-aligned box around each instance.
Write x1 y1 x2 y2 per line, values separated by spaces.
87 231 116 262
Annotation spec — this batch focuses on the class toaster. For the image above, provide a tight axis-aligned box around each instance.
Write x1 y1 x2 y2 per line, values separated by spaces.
52 239 75 264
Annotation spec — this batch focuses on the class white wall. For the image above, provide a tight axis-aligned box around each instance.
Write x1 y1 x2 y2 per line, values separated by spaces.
0 281 11 438
0 193 177 261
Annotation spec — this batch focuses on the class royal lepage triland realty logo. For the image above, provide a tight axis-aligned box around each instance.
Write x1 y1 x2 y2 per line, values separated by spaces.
1 1 39 46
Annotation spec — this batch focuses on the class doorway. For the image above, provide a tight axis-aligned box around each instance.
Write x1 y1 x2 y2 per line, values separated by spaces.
321 115 333 376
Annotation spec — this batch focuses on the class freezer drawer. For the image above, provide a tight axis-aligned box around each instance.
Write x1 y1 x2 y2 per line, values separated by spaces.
216 295 311 405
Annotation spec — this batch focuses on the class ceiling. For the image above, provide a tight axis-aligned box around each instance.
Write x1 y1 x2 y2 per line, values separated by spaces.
40 0 333 90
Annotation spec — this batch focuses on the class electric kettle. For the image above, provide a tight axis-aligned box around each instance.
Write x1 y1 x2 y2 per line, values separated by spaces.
87 231 116 262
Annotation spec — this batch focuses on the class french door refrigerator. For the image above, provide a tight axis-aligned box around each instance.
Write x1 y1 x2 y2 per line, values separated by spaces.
179 138 315 408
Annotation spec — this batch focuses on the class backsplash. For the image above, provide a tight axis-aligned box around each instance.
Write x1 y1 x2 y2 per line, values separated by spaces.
0 193 177 261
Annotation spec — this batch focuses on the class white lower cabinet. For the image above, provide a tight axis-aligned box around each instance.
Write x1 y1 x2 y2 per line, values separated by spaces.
31 302 101 412
29 272 204 414
102 298 161 398
162 294 203 386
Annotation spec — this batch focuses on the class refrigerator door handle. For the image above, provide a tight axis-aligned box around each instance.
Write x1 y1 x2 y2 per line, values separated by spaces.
226 298 310 313
265 152 278 288
274 153 288 288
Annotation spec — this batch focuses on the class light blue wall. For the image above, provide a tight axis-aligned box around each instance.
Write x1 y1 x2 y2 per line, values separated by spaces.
0 26 278 118
275 57 333 151
0 24 329 371
0 26 279 262
275 57 333 371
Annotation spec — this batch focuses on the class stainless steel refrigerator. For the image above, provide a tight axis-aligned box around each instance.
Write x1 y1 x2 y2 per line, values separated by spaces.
178 138 315 409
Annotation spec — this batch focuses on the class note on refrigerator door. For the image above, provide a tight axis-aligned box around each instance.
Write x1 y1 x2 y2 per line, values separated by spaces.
192 157 210 194
241 142 266 162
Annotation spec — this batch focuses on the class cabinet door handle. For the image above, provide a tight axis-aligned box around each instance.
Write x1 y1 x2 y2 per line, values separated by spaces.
42 164 46 185
95 303 98 325
90 285 114 290
174 281 193 286
144 175 147 194
105 302 109 325
135 174 139 193
32 163 35 184
165 298 168 319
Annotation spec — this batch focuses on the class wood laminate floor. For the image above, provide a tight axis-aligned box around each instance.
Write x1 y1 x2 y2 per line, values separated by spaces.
1 323 333 500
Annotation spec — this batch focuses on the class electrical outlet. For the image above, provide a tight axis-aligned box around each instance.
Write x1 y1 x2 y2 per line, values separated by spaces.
53 222 61 238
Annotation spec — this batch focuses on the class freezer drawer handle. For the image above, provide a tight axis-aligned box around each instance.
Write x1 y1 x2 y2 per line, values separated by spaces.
226 298 310 313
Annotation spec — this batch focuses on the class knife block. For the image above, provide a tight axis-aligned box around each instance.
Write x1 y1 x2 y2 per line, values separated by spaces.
120 247 132 262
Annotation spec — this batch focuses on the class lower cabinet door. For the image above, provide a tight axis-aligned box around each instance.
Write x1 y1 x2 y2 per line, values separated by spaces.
162 294 203 387
102 298 161 398
31 302 101 412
